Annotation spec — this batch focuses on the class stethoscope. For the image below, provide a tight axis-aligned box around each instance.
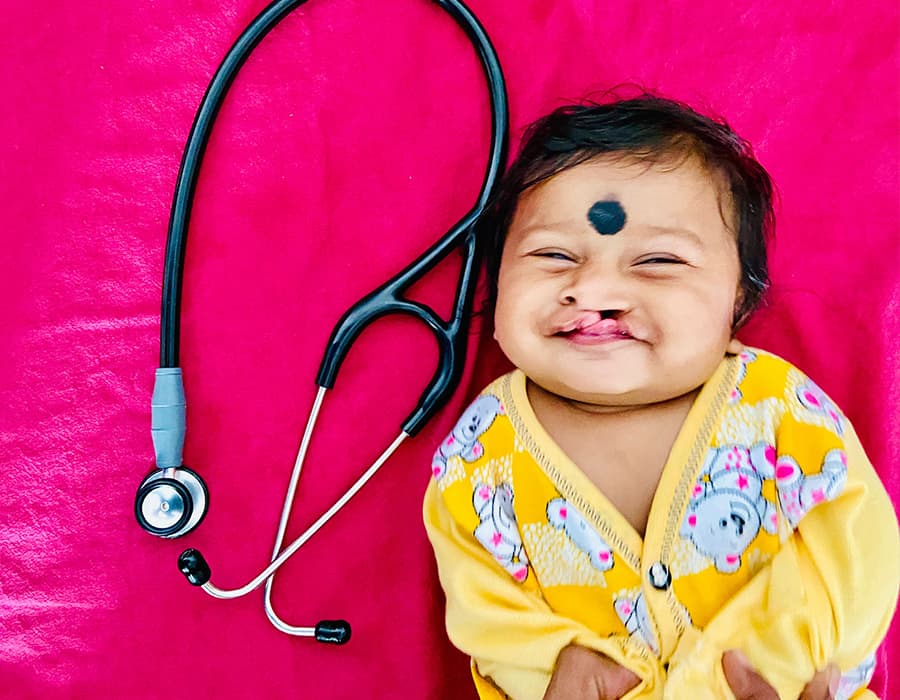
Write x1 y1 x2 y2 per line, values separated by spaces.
134 0 508 643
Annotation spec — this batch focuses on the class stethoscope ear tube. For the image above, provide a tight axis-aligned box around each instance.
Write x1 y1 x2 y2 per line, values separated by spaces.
313 225 479 438
176 549 359 643
401 227 479 436
316 0 507 435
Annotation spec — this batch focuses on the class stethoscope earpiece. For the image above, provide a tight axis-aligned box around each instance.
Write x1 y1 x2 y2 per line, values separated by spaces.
314 620 352 645
178 547 212 585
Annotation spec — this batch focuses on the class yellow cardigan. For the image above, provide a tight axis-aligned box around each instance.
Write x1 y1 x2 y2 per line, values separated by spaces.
423 349 899 700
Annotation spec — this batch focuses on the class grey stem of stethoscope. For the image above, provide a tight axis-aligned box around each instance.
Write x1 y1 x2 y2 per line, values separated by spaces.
198 386 409 603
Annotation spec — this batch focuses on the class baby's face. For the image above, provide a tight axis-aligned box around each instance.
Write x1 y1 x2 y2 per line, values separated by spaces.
493 156 741 409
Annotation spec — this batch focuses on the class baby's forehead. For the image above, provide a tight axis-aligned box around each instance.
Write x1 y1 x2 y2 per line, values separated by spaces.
512 155 737 239
532 153 724 201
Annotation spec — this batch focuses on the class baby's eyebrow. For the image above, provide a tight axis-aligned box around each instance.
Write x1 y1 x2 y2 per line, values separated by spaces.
638 225 705 248
514 221 573 238
516 221 705 248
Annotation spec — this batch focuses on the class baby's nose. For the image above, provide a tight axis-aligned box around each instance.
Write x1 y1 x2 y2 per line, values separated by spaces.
559 263 635 312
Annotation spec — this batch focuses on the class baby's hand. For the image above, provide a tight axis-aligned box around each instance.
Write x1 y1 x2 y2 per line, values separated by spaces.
543 644 640 700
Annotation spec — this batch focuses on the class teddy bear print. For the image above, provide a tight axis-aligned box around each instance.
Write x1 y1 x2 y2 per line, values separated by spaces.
835 654 875 700
796 378 845 436
729 349 758 404
775 449 847 530
680 443 779 573
613 591 659 655
546 497 614 572
431 395 503 480
473 482 529 582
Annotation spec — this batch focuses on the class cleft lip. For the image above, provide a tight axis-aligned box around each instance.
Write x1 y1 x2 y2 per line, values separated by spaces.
555 310 601 334
554 311 635 340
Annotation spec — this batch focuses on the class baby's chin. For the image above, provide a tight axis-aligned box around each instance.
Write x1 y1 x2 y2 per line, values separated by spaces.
532 376 702 413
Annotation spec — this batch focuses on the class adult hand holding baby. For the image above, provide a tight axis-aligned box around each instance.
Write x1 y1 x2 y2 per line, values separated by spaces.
542 645 640 699
542 645 839 699
722 650 841 700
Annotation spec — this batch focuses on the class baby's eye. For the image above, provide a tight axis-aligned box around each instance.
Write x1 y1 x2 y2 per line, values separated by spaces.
533 251 576 262
635 255 685 266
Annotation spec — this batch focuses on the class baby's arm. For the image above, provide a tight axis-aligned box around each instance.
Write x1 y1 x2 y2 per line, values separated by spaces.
666 423 899 699
424 480 661 700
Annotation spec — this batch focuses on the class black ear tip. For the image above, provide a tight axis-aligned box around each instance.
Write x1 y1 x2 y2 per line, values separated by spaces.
315 620 352 644
178 548 211 586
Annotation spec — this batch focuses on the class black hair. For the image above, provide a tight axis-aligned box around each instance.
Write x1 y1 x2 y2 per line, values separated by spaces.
480 94 775 329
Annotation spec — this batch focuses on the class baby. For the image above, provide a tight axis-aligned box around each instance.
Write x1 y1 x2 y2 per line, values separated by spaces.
423 96 899 700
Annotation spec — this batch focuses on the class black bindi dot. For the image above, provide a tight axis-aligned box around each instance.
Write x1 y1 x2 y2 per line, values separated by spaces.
587 199 626 235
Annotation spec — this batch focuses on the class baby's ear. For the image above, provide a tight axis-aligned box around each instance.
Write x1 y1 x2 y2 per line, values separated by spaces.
726 337 744 355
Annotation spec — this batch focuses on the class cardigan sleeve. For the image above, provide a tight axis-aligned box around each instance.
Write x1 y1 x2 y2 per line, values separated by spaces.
423 479 663 700
665 422 900 700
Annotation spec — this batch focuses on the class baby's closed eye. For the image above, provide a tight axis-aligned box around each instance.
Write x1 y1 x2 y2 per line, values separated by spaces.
531 249 577 262
634 254 687 265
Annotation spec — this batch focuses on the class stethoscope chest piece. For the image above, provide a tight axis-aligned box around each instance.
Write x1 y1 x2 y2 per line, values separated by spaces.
135 466 208 538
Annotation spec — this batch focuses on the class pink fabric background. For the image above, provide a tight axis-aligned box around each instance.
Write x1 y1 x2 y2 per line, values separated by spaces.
1 1 897 697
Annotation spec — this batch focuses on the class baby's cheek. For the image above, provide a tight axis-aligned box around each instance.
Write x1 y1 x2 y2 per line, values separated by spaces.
702 299 738 338
677 302 734 359
689 278 738 322
491 313 516 355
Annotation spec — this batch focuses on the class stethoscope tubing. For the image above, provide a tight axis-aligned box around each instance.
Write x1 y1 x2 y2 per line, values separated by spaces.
162 0 315 369
160 0 508 377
